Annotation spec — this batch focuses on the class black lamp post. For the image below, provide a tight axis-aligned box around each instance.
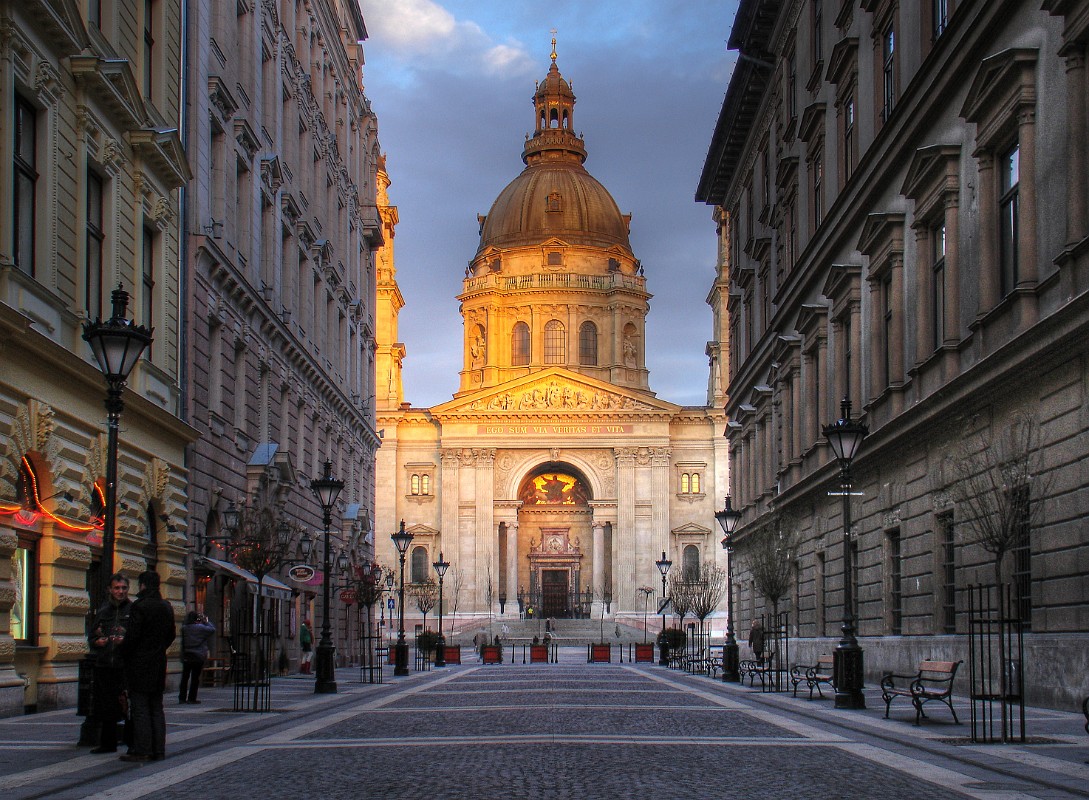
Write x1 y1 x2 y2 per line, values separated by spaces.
310 461 344 694
654 551 672 666
78 285 150 745
822 398 869 709
384 571 394 644
433 552 450 667
716 496 743 682
82 285 152 601
391 520 414 676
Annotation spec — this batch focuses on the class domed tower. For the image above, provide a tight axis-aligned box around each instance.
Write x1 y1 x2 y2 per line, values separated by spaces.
457 43 652 396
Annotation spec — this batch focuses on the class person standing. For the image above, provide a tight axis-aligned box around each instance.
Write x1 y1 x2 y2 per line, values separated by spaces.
300 619 313 674
748 618 765 660
119 571 176 762
178 611 215 704
87 573 132 754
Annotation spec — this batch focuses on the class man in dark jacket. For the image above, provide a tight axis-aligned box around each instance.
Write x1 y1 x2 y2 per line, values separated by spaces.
87 573 131 753
178 611 215 704
119 570 176 762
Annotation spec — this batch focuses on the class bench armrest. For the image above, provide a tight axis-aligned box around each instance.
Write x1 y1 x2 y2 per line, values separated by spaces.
880 672 918 690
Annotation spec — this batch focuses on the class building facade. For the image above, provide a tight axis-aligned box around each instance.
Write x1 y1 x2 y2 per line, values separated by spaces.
183 0 382 668
376 51 728 628
698 0 1089 708
0 0 192 714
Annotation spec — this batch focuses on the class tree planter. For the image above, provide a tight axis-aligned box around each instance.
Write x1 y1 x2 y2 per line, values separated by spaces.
634 643 655 663
481 645 502 664
590 644 611 663
530 644 549 663
443 645 462 665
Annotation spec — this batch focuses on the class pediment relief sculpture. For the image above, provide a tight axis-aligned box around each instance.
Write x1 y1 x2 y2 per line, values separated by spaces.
465 378 653 412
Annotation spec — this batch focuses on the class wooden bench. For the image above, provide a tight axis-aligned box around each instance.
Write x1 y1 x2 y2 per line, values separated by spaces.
739 656 773 687
790 654 834 700
880 659 962 725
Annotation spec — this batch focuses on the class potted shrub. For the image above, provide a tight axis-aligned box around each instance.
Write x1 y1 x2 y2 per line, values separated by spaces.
416 629 440 661
657 627 686 663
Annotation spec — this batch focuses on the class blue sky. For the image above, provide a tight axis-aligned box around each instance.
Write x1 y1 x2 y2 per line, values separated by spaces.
359 0 738 407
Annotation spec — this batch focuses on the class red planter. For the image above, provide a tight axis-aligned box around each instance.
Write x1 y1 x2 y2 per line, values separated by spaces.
481 645 502 664
590 644 611 663
634 643 655 663
530 644 549 663
444 645 462 665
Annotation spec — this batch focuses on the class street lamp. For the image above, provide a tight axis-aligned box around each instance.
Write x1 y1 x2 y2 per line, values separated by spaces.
78 285 151 745
383 571 394 644
654 551 672 666
822 398 869 709
82 285 152 601
716 496 743 682
391 520 414 676
433 552 450 667
309 461 344 694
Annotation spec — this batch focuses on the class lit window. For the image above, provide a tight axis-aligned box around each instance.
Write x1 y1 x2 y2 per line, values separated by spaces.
691 473 700 494
10 544 35 644
512 322 530 366
882 27 896 121
421 475 430 495
544 320 565 364
579 322 597 365
681 473 690 494
410 474 420 495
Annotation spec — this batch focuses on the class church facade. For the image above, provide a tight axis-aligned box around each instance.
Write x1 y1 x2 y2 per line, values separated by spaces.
375 50 727 624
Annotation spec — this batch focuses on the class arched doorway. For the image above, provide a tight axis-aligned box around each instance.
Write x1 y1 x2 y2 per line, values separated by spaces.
514 464 594 619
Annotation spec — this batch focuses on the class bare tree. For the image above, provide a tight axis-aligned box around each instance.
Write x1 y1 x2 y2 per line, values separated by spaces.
689 561 728 642
952 412 1049 739
447 565 465 623
409 577 438 629
747 509 798 619
952 412 1049 589
594 579 613 643
667 571 695 633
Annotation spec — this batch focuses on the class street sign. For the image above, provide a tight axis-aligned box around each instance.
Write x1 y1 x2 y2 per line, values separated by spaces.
387 598 395 610
657 598 672 615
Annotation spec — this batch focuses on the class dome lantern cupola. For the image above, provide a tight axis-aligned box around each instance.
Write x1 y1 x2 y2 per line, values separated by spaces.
523 38 586 165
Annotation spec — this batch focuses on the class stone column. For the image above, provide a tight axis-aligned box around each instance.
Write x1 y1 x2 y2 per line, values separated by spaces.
440 448 462 602
474 449 496 612
506 521 519 618
942 197 961 350
615 447 637 616
976 152 998 315
651 447 671 611
913 225 932 365
1016 108 1038 293
592 521 605 607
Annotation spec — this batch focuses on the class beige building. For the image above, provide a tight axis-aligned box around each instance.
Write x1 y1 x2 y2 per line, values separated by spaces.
698 0 1089 708
376 51 727 626
183 0 382 666
0 1 192 713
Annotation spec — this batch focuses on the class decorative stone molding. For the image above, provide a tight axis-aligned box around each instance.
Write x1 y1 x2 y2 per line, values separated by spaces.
55 545 92 568
52 590 90 615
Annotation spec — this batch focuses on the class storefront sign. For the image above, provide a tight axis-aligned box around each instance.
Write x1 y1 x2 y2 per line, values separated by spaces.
288 564 316 583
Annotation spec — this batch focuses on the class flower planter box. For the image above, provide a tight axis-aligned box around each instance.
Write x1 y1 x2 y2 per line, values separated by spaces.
481 645 502 664
590 644 611 663
530 644 549 663
443 645 462 665
634 643 655 663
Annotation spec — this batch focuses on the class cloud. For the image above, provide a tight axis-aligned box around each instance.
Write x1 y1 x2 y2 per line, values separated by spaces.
362 0 534 77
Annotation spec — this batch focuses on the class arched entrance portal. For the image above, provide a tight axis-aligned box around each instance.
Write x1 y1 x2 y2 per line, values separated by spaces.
514 464 595 619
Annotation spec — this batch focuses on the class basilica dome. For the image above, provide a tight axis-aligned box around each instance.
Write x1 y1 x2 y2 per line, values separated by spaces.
475 52 632 254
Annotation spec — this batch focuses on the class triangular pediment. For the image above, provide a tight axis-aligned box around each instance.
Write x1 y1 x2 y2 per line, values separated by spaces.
432 368 679 416
673 522 713 536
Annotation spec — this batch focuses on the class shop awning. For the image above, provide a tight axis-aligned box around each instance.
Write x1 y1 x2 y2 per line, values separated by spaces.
196 556 294 600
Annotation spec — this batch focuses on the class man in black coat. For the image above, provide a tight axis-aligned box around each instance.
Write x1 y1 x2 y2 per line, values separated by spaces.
87 573 131 753
119 570 176 762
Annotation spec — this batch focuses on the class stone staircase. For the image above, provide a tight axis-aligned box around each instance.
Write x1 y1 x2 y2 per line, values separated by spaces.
447 618 651 646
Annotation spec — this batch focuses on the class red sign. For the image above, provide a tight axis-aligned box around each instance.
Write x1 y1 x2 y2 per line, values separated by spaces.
341 588 357 604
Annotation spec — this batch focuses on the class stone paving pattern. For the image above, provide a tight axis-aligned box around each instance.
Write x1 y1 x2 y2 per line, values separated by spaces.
1 654 1087 800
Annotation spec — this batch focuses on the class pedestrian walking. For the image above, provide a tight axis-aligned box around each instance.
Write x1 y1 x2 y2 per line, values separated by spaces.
300 619 313 674
87 573 131 754
748 618 765 659
119 571 176 762
178 611 215 704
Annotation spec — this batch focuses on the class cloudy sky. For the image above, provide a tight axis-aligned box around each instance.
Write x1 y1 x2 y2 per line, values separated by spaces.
359 0 739 408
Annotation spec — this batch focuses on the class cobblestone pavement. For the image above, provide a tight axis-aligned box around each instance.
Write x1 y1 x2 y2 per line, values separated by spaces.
1 650 1087 799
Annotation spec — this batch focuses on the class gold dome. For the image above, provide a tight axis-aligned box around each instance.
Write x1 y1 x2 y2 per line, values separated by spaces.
475 53 632 254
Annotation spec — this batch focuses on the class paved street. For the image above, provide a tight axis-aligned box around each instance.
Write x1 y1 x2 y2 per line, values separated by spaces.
1 650 1087 799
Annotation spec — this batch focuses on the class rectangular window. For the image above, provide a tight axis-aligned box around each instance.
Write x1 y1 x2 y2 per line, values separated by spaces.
13 95 38 276
762 148 771 210
544 320 565 364
932 223 946 351
887 529 902 635
9 543 36 644
812 149 823 229
143 0 156 100
939 512 956 633
932 0 949 40
1010 484 1031 630
843 95 856 184
882 27 896 121
86 172 105 318
843 312 853 406
142 227 156 359
788 50 798 121
881 272 893 387
812 0 823 64
999 143 1020 297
